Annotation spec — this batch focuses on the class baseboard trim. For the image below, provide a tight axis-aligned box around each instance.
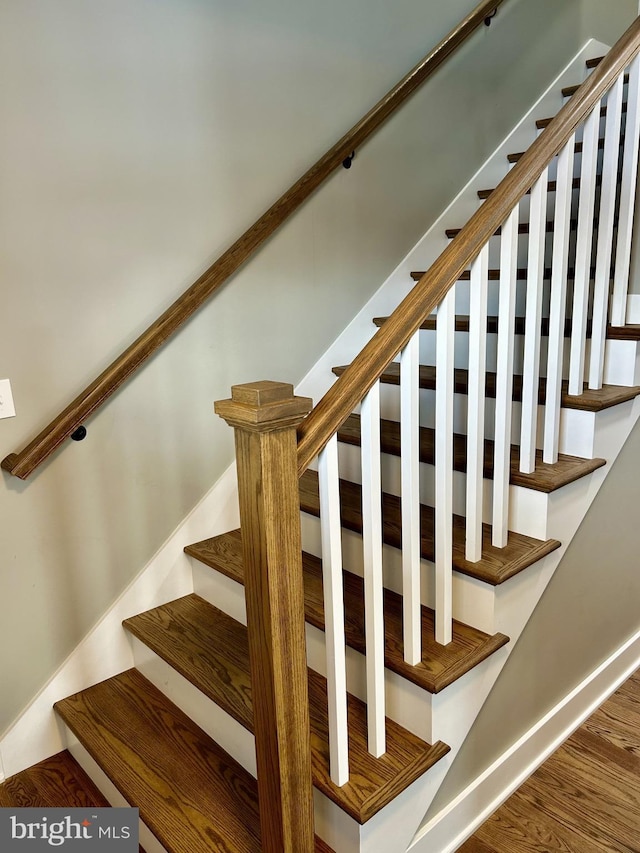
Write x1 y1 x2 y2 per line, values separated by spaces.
407 626 640 853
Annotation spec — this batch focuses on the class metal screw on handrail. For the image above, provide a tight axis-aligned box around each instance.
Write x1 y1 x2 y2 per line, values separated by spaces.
342 151 356 169
484 8 498 25
70 426 87 441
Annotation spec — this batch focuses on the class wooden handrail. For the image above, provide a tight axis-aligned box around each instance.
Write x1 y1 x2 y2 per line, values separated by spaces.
297 15 640 475
1 0 506 481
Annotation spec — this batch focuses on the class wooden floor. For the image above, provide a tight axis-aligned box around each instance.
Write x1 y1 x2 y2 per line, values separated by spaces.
457 669 640 852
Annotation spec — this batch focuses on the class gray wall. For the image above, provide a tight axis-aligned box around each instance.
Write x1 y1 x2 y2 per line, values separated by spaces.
425 412 640 819
0 0 636 743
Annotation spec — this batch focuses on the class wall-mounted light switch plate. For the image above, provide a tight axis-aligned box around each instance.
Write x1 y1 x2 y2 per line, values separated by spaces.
0 379 16 419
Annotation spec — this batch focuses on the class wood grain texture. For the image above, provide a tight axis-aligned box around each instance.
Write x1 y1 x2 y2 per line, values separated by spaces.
124 594 449 823
55 669 264 853
0 751 147 852
55 671 332 853
1 0 506 481
0 750 110 809
336 413 606 493
298 468 560 586
296 17 640 475
458 668 640 853
216 382 314 853
187 529 510 694
332 361 640 413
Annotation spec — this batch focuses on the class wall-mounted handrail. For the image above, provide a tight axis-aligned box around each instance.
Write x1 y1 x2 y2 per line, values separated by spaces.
296 15 640 475
1 0 506 481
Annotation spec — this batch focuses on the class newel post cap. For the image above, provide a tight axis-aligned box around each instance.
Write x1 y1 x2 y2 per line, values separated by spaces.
214 381 312 432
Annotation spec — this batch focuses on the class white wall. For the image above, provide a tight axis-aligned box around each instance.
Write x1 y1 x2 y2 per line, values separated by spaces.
0 0 636 737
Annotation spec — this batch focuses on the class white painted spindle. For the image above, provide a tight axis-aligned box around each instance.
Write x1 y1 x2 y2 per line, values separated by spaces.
465 243 489 562
492 206 519 548
435 289 455 646
400 331 421 665
589 74 624 389
611 54 640 326
543 134 576 463
519 167 549 473
360 381 386 756
318 435 349 786
568 105 601 395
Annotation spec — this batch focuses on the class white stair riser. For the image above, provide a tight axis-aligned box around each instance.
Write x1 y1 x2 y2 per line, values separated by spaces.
61 728 169 853
127 635 379 852
300 514 499 633
334 442 551 539
604 338 640 385
129 636 257 775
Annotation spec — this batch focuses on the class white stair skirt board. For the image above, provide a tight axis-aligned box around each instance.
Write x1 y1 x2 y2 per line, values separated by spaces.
64 729 169 853
293 39 611 412
0 463 239 780
407 627 640 853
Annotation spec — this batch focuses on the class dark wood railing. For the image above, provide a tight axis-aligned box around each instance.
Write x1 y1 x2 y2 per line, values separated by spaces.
2 0 505 480
297 15 640 474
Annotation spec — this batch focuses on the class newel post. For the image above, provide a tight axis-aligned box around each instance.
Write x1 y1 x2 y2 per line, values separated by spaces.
215 380 315 853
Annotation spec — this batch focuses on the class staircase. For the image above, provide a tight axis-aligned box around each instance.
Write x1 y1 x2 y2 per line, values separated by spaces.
4 27 640 853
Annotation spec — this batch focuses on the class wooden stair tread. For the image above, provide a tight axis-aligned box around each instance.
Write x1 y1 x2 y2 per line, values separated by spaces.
55 669 332 853
0 750 110 809
337 413 606 494
508 138 606 162
332 361 640 413
185 530 509 692
123 594 449 824
478 176 593 199
537 104 625 129
562 83 581 98
372 314 592 339
446 219 567 238
298 468 559 587
607 324 640 341
410 267 587 282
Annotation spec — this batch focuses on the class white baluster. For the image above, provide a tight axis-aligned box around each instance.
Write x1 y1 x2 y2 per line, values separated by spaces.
611 55 640 326
466 243 489 562
435 288 455 646
400 331 421 665
568 106 601 395
520 167 549 473
590 74 624 389
318 435 349 785
543 134 576 463
360 381 386 756
492 206 519 548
